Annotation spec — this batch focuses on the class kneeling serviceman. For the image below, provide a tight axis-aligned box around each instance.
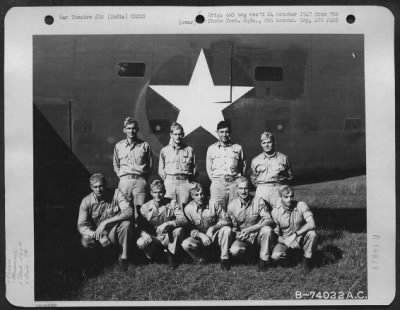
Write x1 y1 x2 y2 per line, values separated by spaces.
180 183 233 270
77 173 134 271
271 185 317 272
136 180 185 269
227 177 275 272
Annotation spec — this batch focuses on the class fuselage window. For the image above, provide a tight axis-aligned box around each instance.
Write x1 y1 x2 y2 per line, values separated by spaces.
118 63 145 77
255 66 283 81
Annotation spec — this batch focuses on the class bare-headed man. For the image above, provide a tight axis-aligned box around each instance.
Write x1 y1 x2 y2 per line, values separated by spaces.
271 185 317 272
180 183 233 270
113 117 153 207
77 173 134 271
158 122 197 208
206 121 246 211
227 177 275 272
251 131 293 209
136 180 186 269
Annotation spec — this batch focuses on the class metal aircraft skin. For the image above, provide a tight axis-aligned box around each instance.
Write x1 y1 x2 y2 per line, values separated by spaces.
33 34 365 204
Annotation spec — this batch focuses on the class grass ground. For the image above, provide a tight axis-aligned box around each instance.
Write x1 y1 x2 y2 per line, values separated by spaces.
64 175 367 301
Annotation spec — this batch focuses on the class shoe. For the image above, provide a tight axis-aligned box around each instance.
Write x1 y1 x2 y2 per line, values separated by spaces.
167 252 178 270
279 257 290 267
118 258 129 272
257 259 269 272
303 257 313 273
220 259 231 271
193 257 206 265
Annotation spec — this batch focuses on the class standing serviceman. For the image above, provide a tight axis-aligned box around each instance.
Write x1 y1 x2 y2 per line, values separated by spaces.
158 122 197 208
250 131 293 209
206 120 246 211
113 117 153 207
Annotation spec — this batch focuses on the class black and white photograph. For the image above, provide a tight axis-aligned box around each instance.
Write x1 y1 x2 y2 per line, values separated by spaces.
4 6 396 306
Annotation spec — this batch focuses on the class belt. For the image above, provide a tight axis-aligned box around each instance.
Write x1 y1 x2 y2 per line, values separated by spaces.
258 182 280 186
167 174 189 181
214 175 238 182
121 174 143 180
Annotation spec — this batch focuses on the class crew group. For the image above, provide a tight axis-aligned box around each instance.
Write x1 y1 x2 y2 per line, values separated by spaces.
77 117 317 272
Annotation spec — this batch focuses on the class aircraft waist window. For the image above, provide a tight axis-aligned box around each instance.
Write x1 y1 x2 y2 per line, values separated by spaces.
344 118 362 131
255 66 283 81
118 62 145 77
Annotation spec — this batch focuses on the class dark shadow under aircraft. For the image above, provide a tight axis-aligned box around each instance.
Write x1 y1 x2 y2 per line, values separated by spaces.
32 34 365 300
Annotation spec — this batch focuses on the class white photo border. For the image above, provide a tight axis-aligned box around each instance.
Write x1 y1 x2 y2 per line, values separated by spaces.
4 5 396 307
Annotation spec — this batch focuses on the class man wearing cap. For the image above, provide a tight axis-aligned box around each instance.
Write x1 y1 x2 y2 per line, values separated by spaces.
271 185 317 272
113 117 153 207
206 120 246 211
158 122 197 208
136 180 186 269
250 131 293 209
180 183 233 270
77 173 134 271
227 177 275 272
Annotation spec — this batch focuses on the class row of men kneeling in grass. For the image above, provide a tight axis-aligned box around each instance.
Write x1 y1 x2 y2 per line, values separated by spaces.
77 173 317 274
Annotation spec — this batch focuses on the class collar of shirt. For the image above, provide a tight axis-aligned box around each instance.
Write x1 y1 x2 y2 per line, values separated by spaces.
169 141 185 150
239 197 252 209
281 202 298 215
217 141 233 148
195 202 209 213
92 192 104 203
125 138 138 148
263 152 277 159
148 200 167 215
151 199 161 209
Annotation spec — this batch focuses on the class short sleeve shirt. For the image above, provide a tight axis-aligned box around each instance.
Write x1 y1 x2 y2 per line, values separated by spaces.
113 138 152 177
251 152 293 185
77 189 130 235
206 142 246 178
140 199 181 230
182 200 230 233
227 197 272 230
272 201 314 237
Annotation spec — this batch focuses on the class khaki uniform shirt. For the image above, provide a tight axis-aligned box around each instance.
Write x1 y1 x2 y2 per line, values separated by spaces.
227 196 273 243
139 199 181 232
179 200 231 239
77 189 132 238
113 138 153 177
158 143 196 179
250 152 293 186
271 201 314 238
206 142 246 179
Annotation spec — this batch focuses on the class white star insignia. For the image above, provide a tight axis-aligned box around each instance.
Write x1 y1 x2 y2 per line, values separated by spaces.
149 49 253 137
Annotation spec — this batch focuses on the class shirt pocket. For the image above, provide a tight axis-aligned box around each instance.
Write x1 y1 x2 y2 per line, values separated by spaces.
228 151 240 171
278 162 287 172
134 146 147 165
256 164 267 173
181 152 193 170
210 153 224 169
119 149 130 162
